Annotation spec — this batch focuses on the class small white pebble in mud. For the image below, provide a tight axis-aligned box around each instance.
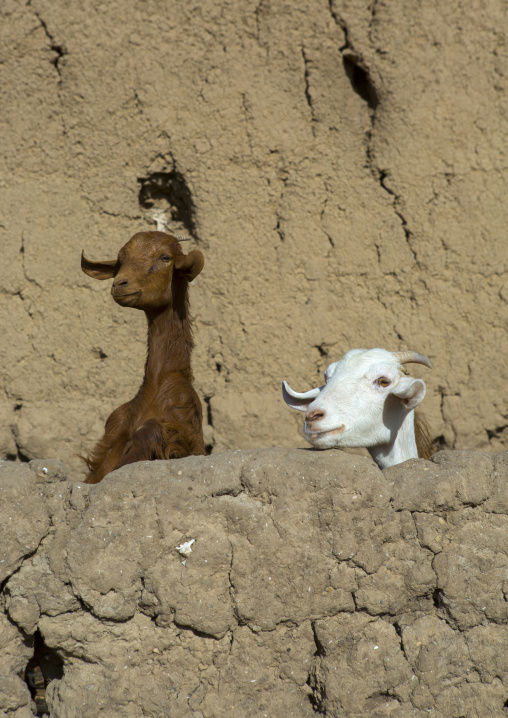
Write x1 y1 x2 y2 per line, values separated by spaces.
176 538 195 556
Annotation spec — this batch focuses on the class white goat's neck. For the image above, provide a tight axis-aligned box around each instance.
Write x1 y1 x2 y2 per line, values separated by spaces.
367 410 418 469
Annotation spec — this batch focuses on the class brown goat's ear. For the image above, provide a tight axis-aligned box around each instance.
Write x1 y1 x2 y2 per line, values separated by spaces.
174 250 204 282
81 251 120 279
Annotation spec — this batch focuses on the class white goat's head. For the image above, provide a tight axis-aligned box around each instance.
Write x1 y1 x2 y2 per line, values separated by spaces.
282 348 432 467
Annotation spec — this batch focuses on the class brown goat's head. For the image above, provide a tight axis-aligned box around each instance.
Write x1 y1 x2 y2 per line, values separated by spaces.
81 231 204 312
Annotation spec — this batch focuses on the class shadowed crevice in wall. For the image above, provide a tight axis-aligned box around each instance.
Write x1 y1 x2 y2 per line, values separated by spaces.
342 53 378 111
329 0 379 112
377 170 418 263
328 2 420 268
138 170 199 240
301 45 317 133
393 621 409 663
14 445 30 463
204 396 214 455
24 629 64 717
329 0 378 111
306 621 327 714
10 403 31 462
31 9 67 78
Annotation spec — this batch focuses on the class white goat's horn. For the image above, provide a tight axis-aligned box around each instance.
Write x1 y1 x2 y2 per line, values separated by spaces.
393 351 432 369
282 381 321 401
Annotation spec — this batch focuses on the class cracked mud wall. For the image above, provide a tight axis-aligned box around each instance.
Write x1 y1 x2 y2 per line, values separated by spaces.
1 449 508 717
1 0 508 475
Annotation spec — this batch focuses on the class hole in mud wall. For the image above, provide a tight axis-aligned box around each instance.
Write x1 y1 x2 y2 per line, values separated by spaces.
432 588 446 611
24 630 64 716
342 54 378 110
11 405 30 463
203 396 214 456
16 448 30 463
306 668 326 714
432 434 450 453
487 425 508 442
138 171 197 237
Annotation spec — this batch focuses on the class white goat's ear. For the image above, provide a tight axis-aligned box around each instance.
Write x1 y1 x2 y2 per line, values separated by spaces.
391 377 426 411
282 381 321 412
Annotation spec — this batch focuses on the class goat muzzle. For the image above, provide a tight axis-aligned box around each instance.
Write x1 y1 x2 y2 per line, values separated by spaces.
306 408 325 424
111 287 142 305
111 277 138 298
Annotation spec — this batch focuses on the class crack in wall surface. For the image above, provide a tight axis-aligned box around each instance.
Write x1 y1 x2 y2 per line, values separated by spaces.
274 174 289 242
306 620 327 713
203 396 215 455
301 46 317 134
378 171 419 263
320 198 336 248
328 3 420 269
240 92 254 155
29 4 67 83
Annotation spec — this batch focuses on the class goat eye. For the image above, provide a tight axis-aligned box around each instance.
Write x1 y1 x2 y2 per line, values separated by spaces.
377 377 391 387
160 254 171 262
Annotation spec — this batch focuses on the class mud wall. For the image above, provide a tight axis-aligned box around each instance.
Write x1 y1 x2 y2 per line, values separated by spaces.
1 449 508 717
1 0 508 477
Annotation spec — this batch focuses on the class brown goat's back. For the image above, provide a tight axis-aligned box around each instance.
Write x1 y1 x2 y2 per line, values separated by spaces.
415 411 433 460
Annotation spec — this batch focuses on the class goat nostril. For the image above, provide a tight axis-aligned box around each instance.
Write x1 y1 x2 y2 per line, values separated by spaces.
114 279 128 288
307 409 325 423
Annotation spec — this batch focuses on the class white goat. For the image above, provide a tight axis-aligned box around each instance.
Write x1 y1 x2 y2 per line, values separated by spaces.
282 348 432 469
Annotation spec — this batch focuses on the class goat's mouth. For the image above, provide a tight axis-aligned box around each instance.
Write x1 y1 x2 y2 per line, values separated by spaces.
112 290 141 304
304 425 346 440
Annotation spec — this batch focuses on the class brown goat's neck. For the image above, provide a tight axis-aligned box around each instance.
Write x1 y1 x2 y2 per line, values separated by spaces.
144 295 193 385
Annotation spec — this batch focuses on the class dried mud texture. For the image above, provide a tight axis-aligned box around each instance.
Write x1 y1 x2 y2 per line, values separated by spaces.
1 449 508 717
1 0 508 478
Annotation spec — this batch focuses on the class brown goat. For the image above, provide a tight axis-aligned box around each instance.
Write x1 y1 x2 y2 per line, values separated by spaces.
414 411 433 460
81 231 205 483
